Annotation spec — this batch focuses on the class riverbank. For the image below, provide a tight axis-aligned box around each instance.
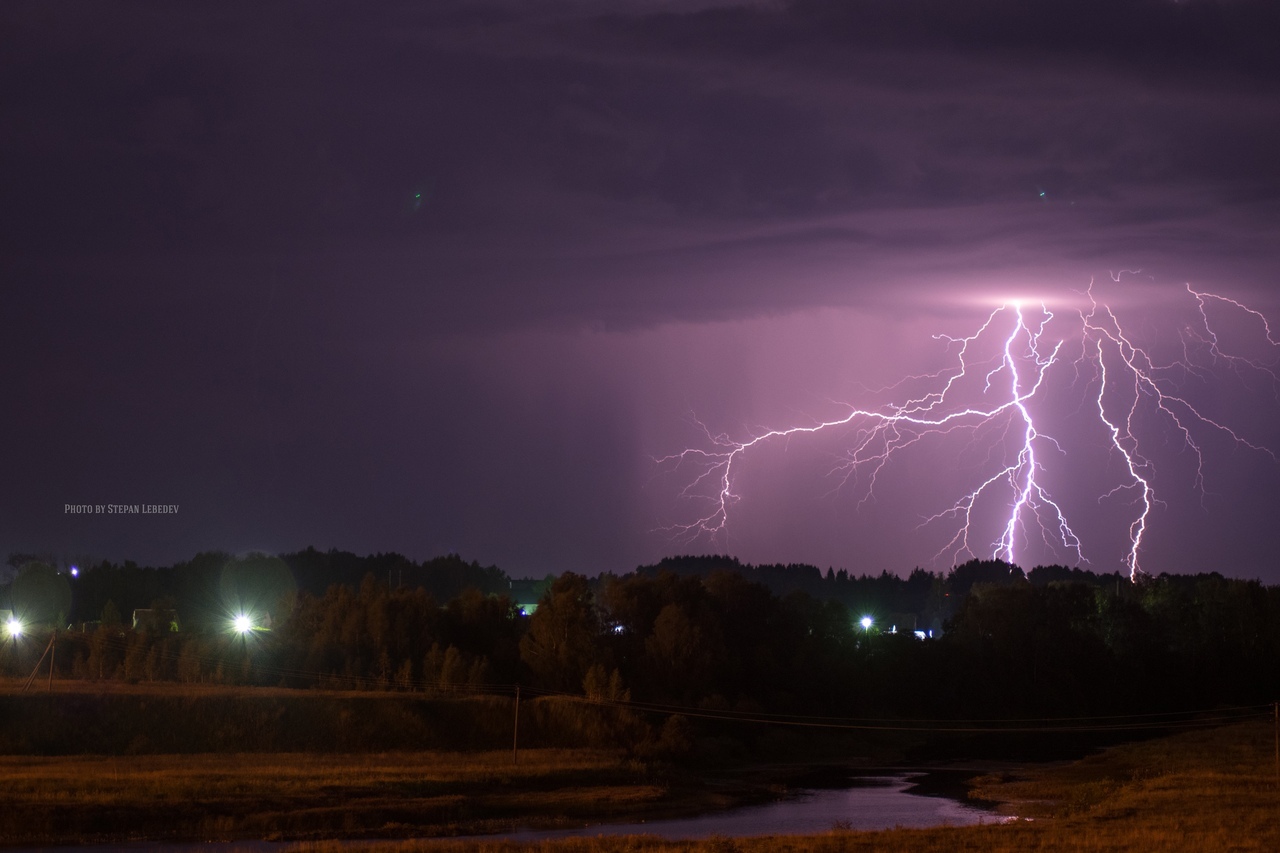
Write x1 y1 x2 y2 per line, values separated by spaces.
4 722 1275 850
0 679 978 846
270 718 1279 852
1 680 1275 850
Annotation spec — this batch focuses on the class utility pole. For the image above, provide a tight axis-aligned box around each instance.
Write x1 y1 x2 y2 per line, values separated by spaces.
47 631 56 692
21 633 56 693
1273 700 1278 787
512 685 521 765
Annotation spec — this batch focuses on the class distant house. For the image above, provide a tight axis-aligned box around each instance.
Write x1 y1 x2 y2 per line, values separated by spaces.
508 579 542 616
132 608 180 632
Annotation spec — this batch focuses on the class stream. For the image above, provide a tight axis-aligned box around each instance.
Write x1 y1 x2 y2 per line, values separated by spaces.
11 768 1005 852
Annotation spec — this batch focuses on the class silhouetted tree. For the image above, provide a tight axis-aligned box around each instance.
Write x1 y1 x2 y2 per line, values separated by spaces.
520 573 603 691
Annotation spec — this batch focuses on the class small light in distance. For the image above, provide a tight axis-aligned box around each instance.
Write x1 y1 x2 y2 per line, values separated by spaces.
860 616 873 631
5 618 22 638
70 566 79 577
233 614 253 634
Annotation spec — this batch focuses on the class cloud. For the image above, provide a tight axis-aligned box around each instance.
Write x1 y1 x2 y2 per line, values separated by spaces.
5 0 1279 577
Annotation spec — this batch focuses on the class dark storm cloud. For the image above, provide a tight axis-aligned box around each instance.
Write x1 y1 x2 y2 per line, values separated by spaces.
12 12 1280 255
611 0 1280 81
4 1 1279 577
7 1 1279 302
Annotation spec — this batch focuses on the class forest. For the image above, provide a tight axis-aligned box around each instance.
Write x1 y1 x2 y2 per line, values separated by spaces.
3 548 1278 734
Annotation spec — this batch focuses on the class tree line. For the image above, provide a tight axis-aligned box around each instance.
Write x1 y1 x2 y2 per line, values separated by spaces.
3 551 1279 725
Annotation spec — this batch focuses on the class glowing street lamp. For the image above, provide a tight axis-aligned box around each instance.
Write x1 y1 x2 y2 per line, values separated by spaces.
5 617 22 638
860 616 873 632
233 614 253 634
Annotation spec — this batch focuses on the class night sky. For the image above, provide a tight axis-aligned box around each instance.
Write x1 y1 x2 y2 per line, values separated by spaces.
5 1 1280 582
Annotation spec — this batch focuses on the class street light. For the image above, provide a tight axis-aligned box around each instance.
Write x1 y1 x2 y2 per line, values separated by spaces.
233 614 253 634
860 616 873 632
5 617 22 638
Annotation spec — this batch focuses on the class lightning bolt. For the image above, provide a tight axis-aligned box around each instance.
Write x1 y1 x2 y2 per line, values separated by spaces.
657 279 1279 580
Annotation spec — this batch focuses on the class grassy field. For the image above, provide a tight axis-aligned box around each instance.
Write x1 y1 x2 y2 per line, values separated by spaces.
0 749 688 844
269 719 1277 853
0 679 1276 850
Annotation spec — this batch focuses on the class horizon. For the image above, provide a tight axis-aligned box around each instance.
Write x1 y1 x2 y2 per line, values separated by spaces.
5 544 1252 586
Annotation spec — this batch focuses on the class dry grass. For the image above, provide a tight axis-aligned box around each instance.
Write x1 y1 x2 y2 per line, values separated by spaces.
278 721 1280 853
0 749 622 801
1 702 1277 851
0 749 665 844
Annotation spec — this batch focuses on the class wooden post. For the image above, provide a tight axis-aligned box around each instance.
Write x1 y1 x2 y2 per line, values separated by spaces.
21 634 55 693
512 685 521 765
47 632 55 692
1273 700 1278 787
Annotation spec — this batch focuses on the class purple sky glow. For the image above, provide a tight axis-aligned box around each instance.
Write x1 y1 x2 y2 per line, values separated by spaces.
5 1 1280 580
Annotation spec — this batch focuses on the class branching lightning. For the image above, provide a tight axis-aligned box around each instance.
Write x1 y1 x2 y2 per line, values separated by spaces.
657 278 1279 579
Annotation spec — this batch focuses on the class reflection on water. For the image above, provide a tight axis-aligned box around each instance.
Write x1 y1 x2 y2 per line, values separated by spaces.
483 772 999 842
